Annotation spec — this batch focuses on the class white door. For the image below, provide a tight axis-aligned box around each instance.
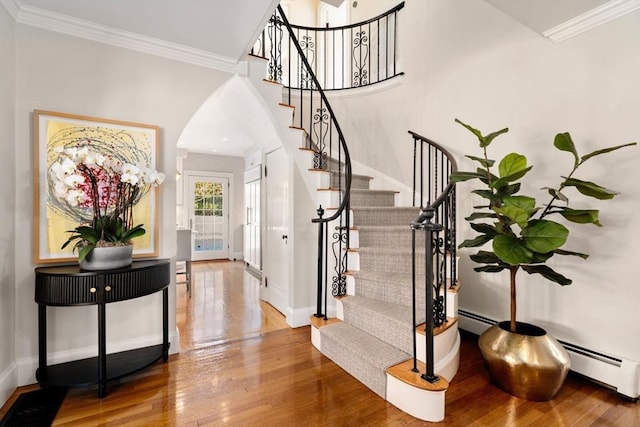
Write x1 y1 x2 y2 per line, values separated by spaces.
187 175 229 260
244 178 261 270
264 148 289 315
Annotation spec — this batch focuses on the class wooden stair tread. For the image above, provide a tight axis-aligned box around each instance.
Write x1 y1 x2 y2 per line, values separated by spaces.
416 317 458 337
386 359 449 392
309 316 341 328
262 78 283 86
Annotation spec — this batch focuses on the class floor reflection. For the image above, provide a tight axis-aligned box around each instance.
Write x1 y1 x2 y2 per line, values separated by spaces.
176 260 288 351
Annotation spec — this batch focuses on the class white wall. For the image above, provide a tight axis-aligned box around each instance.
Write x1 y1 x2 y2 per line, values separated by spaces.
181 153 245 258
0 2 17 405
329 0 640 360
13 24 233 386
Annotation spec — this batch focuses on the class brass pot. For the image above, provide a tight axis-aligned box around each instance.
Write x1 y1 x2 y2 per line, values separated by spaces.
478 321 570 401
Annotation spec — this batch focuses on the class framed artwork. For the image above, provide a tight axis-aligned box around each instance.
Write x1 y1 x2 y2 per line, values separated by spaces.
33 110 161 264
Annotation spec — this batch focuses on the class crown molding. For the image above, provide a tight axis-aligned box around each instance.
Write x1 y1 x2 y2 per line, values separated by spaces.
0 0 245 73
543 0 640 43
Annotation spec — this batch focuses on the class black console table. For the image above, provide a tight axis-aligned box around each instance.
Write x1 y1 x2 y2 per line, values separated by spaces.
34 259 171 398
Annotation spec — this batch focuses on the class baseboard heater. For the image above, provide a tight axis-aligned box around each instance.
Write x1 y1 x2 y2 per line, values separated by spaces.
458 309 640 400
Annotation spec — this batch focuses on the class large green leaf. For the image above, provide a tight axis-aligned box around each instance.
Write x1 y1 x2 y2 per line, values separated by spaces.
483 127 510 147
581 142 637 162
554 248 589 259
470 250 502 264
498 153 528 178
557 207 601 226
521 264 572 286
496 183 521 198
554 132 579 167
449 171 485 183
522 219 568 253
491 166 533 189
459 234 494 248
493 205 530 229
455 119 508 147
503 196 536 214
471 189 499 202
562 177 619 200
465 212 498 221
474 265 508 273
470 222 498 235
466 155 495 168
455 118 484 145
493 234 533 265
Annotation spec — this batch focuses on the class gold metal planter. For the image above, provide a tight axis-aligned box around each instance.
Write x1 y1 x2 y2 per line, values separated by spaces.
478 321 570 401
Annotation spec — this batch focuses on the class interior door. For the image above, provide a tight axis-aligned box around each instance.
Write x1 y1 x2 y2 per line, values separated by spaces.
264 148 289 315
188 175 229 260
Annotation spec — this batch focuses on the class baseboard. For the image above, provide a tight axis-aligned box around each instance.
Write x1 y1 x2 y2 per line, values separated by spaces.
15 330 181 387
0 361 18 409
230 252 243 261
458 309 640 399
286 305 337 328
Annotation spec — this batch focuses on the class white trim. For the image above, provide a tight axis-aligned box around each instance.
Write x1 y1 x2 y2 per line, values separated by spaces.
543 0 640 43
15 330 180 387
0 362 18 409
458 309 640 399
0 0 244 73
286 305 337 328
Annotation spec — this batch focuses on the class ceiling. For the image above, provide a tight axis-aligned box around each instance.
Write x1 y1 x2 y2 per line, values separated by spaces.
6 0 632 157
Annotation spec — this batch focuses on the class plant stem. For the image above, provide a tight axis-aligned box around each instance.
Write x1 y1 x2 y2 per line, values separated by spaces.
510 266 518 333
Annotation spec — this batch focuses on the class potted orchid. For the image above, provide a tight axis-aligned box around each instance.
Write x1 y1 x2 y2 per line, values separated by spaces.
49 144 165 269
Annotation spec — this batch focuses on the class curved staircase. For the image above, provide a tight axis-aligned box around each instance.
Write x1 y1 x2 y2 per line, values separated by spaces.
245 5 460 422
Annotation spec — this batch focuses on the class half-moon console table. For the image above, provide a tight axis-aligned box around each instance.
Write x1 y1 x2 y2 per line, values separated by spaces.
34 259 171 398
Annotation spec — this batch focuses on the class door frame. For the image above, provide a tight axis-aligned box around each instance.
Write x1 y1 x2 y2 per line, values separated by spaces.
182 170 235 260
262 147 292 318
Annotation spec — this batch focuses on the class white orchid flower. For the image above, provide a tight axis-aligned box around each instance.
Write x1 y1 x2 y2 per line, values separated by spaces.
148 170 166 186
64 147 78 159
60 158 77 175
64 189 86 206
63 173 85 187
77 146 89 159
83 150 101 165
54 181 68 198
121 163 141 185
50 161 66 181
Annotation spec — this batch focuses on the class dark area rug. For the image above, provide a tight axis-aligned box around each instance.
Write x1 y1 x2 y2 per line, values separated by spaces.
0 387 67 427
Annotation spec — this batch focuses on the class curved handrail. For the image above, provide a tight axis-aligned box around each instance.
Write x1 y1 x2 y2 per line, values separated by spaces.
408 130 458 224
277 5 352 224
288 2 405 32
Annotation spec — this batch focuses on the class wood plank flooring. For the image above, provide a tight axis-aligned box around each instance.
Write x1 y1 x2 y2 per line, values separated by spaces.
2 260 639 426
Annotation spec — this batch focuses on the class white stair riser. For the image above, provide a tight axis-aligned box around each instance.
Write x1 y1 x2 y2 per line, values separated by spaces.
386 377 445 422
416 323 458 365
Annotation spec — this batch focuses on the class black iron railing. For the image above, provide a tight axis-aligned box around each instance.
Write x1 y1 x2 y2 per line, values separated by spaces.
261 6 353 317
252 3 405 90
408 130 458 383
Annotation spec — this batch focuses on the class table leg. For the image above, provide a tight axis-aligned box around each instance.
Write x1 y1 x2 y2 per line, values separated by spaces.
37 304 46 380
98 301 107 398
163 288 169 361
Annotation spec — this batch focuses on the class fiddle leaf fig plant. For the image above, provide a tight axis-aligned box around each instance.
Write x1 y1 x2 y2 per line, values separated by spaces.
450 118 637 333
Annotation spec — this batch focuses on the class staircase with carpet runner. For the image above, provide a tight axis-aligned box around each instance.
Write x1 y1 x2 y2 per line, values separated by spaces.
246 5 460 422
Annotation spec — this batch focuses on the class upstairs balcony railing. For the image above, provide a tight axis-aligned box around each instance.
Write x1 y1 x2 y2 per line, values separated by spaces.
252 2 405 90
408 131 458 384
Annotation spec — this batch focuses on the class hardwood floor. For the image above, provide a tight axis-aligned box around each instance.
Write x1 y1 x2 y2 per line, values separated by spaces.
2 260 639 426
